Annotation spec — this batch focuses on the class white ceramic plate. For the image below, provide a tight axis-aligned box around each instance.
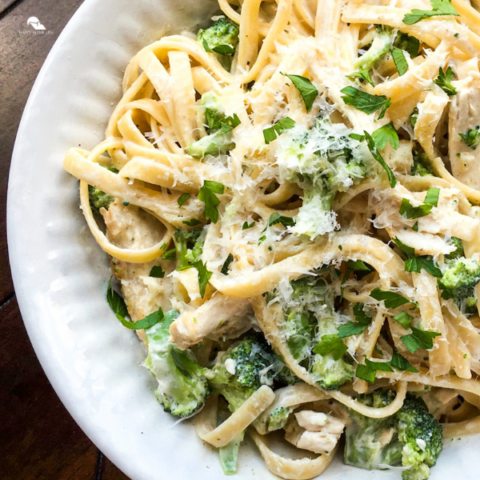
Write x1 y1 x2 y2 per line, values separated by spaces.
7 0 480 478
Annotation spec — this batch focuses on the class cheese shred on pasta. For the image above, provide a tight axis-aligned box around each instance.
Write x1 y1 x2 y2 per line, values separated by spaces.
64 0 480 478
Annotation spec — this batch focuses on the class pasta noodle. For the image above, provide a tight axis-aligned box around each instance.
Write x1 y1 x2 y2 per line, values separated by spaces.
63 0 480 477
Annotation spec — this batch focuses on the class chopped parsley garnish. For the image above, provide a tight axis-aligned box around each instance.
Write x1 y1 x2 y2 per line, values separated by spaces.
198 180 225 224
459 126 480 150
394 32 420 57
401 327 441 353
242 221 255 230
338 303 372 338
262 212 295 232
162 248 176 261
178 193 191 207
434 66 457 96
390 351 419 372
370 287 411 309
149 266 165 278
347 67 374 87
399 187 439 220
392 311 413 329
393 236 442 277
391 48 408 76
281 73 318 112
263 117 296 144
221 254 234 275
372 122 400 150
340 86 392 119
193 260 213 298
182 219 202 227
403 0 459 25
313 334 348 360
107 278 164 330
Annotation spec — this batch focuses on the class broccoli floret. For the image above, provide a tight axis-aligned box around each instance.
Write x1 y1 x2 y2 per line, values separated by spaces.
411 151 434 177
173 229 204 270
344 390 443 480
186 130 235 159
397 396 443 480
354 26 393 70
272 275 353 390
438 257 480 313
267 406 292 432
445 237 464 262
313 316 354 390
144 310 210 417
89 186 115 214
276 120 369 239
197 18 239 70
207 335 295 411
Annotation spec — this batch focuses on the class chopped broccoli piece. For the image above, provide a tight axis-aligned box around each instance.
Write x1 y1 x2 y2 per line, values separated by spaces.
206 335 295 411
271 275 353 390
344 390 443 480
445 237 464 262
144 310 210 417
438 257 480 313
276 120 369 239
355 26 393 71
173 229 204 270
267 406 292 432
88 186 115 214
186 130 235 159
219 433 244 475
197 17 239 56
411 150 434 177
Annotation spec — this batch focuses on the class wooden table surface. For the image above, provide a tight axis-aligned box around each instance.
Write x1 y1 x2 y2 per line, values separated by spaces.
0 1 129 478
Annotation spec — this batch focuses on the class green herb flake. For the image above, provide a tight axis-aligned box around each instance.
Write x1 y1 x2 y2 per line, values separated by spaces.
149 266 165 278
262 212 295 232
371 287 411 309
178 193 191 207
182 219 202 227
346 67 374 87
340 86 392 119
392 311 413 329
371 122 400 150
198 180 225 224
221 253 234 275
391 48 408 76
424 187 440 207
242 221 255 230
390 351 419 372
193 260 213 298
313 334 348 360
263 117 296 145
401 327 441 353
434 66 457 96
403 0 459 25
459 126 480 150
281 73 318 112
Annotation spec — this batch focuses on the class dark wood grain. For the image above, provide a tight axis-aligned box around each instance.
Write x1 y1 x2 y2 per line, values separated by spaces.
0 1 131 478
0 297 97 479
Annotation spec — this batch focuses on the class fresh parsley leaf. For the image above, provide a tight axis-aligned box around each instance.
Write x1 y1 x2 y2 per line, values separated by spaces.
347 67 374 87
390 351 419 372
149 266 165 278
424 187 440 207
258 235 266 245
392 311 413 329
405 256 442 277
391 48 408 76
412 221 419 232
338 322 369 338
363 131 397 187
372 122 400 150
356 363 376 383
263 117 296 144
365 357 394 372
193 260 213 298
202 39 212 53
371 288 411 309
401 327 441 353
340 86 392 119
459 126 480 150
178 193 191 207
242 221 255 230
313 334 348 360
162 248 176 261
221 254 234 275
170 347 193 378
347 260 373 280
399 198 432 219
281 73 318 112
393 237 416 257
410 108 419 128
434 66 457 96
263 212 295 232
403 0 459 25
354 303 373 325
107 277 128 319
220 114 241 133
198 180 225 224
394 33 420 57
107 278 165 330
182 219 202 227
212 44 235 55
